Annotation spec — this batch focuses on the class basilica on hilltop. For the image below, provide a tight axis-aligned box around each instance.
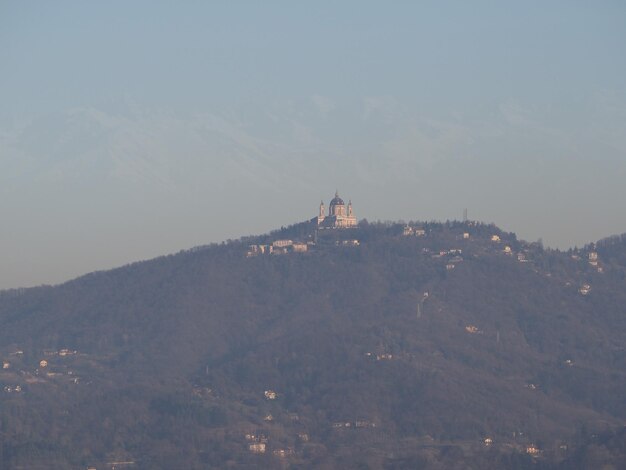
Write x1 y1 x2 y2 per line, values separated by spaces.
313 191 357 228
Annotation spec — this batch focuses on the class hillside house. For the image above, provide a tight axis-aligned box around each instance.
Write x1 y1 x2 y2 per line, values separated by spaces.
491 235 501 242
2 361 9 369
272 240 293 248
404 226 426 236
39 360 48 368
249 443 266 454
463 232 470 239
247 245 272 257
579 284 591 295
292 242 308 253
273 448 294 457
59 349 77 356
264 390 277 400
526 445 540 455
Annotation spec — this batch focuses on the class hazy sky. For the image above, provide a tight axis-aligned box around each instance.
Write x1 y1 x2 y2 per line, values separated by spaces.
1 1 626 289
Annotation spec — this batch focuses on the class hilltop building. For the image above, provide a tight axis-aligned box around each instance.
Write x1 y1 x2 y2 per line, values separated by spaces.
314 191 357 228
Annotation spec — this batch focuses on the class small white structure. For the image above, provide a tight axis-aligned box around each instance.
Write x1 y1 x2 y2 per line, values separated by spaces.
579 284 591 295
2 361 9 370
491 235 501 242
39 360 48 368
264 390 277 400
463 232 470 239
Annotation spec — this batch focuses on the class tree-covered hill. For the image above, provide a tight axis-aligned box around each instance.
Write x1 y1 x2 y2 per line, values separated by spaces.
0 221 625 469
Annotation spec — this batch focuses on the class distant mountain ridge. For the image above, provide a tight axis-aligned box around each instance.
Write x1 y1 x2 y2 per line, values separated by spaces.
0 220 625 469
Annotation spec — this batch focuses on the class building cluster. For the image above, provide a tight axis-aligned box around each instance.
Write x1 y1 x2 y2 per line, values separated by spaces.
403 226 426 237
246 191 360 258
365 352 394 360
245 432 295 457
43 348 77 357
335 239 360 247
247 240 309 257
588 251 604 273
332 420 376 429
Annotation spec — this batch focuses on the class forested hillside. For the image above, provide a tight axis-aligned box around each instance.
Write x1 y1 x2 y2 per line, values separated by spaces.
1 221 625 469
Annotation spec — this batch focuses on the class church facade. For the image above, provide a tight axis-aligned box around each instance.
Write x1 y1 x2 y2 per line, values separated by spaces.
313 191 357 228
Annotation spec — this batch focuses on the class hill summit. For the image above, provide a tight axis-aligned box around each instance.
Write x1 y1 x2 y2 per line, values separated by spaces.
1 220 625 469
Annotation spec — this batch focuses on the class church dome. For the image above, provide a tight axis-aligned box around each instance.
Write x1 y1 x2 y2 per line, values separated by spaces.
329 191 345 206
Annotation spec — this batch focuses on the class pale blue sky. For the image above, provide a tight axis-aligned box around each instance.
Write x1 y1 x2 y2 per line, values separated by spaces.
1 1 626 288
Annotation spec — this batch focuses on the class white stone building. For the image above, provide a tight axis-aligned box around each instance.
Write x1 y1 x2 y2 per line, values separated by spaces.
314 191 357 228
